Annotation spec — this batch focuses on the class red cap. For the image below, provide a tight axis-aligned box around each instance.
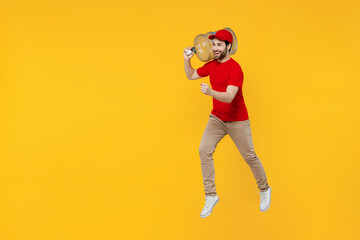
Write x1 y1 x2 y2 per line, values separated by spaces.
208 29 233 44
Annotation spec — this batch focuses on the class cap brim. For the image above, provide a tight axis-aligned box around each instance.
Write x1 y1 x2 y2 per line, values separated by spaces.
208 35 226 41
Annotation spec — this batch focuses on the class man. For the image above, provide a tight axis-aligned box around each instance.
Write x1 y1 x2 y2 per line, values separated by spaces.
183 29 271 218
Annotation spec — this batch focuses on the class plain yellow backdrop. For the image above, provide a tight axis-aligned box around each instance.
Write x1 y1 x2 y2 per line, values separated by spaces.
1 0 359 239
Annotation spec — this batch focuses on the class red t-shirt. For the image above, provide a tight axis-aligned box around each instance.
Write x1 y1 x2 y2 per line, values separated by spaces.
197 58 249 121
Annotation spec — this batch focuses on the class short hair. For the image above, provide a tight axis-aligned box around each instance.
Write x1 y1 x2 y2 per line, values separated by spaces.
224 40 232 53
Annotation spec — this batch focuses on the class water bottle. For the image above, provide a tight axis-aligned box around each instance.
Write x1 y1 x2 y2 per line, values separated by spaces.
185 28 238 62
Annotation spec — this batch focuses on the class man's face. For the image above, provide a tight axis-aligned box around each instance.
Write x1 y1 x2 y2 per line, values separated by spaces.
211 38 229 60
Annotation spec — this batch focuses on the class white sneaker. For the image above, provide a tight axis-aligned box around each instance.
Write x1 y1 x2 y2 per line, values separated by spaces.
200 195 219 218
259 187 271 212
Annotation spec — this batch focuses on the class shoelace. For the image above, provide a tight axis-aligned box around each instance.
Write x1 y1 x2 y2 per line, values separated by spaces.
255 190 267 204
204 198 216 209
260 192 266 204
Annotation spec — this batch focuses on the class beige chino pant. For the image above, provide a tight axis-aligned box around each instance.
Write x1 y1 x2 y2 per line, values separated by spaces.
199 113 270 196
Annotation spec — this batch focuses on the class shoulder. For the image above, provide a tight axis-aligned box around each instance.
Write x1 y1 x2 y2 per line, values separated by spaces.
229 59 243 73
230 58 242 69
204 59 217 66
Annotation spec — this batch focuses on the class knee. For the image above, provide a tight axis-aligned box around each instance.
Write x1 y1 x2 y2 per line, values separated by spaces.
243 151 258 163
199 145 213 158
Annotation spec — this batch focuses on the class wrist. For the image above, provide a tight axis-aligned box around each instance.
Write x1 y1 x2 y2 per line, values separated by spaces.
209 89 214 97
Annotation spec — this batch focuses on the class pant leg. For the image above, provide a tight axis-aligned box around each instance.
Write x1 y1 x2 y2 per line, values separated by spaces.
226 119 270 192
199 114 227 196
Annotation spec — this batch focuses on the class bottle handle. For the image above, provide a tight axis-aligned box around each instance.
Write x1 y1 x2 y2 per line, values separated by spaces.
185 47 196 56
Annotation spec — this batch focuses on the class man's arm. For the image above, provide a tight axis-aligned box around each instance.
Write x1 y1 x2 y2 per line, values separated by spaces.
200 84 239 103
184 59 203 80
183 47 203 80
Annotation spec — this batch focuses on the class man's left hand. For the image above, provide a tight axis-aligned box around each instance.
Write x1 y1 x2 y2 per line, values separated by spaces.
200 83 213 96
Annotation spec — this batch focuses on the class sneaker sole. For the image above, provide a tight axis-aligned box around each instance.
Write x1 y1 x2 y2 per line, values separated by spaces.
260 187 271 212
200 197 220 218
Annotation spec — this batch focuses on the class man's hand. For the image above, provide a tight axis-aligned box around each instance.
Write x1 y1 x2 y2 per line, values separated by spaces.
184 47 194 60
200 83 213 96
201 85 239 103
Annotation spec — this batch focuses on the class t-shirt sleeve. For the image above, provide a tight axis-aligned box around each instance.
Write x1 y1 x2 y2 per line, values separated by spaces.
227 66 244 88
196 62 210 77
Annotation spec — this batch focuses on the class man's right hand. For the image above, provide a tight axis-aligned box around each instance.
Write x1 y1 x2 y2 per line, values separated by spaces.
183 47 194 60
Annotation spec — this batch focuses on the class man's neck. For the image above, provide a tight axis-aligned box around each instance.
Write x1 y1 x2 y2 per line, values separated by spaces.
217 55 231 63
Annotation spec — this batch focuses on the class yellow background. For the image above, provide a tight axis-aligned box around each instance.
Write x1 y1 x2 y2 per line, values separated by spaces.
1 0 359 239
